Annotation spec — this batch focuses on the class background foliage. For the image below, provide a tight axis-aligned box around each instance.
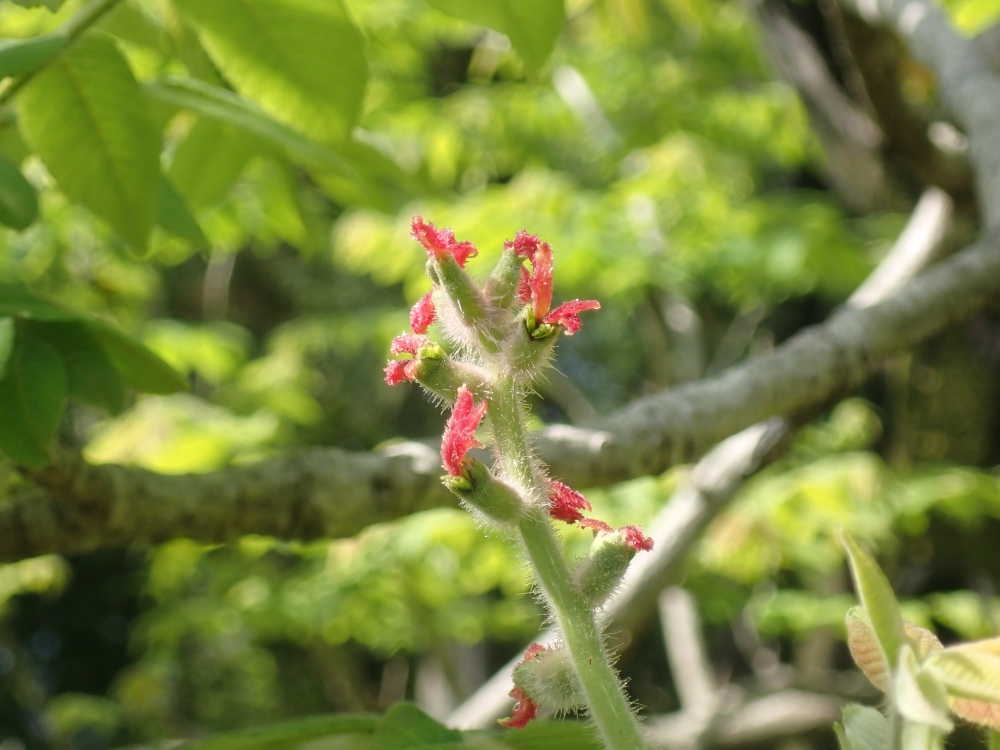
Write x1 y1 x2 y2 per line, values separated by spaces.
1 0 999 747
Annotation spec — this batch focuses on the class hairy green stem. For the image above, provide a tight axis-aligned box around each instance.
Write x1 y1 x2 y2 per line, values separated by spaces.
489 378 648 750
0 0 124 106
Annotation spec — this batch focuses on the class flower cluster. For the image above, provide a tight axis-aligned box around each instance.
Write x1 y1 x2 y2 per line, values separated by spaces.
384 218 651 735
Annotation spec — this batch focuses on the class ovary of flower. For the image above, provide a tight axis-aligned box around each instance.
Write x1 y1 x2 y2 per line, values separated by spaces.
384 332 430 385
441 385 488 477
410 289 436 334
411 216 477 268
548 480 592 524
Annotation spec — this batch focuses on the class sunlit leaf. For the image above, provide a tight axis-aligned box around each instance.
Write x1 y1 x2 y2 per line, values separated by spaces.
0 332 66 468
0 154 38 230
146 77 355 173
17 33 160 250
172 0 367 145
147 77 410 209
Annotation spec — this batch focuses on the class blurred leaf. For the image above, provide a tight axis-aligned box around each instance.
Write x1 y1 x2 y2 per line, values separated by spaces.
0 282 77 321
894 645 952 731
173 0 367 145
157 175 209 246
0 33 64 79
840 530 907 671
24 320 126 414
175 713 380 749
85 320 188 395
167 118 257 210
425 0 565 77
17 33 160 250
0 318 12 381
146 77 357 175
147 77 410 209
0 332 66 468
927 641 1000 704
372 703 462 749
497 720 603 748
97 3 169 53
840 704 889 750
0 153 38 230
8 0 65 11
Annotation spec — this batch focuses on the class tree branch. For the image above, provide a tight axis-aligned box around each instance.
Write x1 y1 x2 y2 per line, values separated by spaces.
3 222 997 563
837 0 1000 228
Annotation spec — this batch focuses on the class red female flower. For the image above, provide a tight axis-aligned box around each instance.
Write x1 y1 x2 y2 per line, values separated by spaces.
579 518 654 552
621 525 654 552
384 333 429 385
544 299 602 335
410 290 436 334
548 480 592 524
441 385 488 476
499 643 546 729
514 230 600 335
499 688 538 729
411 216 477 268
579 517 613 535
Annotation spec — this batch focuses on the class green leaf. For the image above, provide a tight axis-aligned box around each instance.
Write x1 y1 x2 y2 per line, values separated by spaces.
167 117 257 210
0 154 38 230
899 722 947 750
0 33 65 79
926 644 1000 704
894 645 953 732
24 320 126 414
175 713 379 749
147 77 409 209
497 720 603 749
840 530 907 670
17 33 160 250
840 704 889 750
146 77 347 170
0 318 13 381
0 332 66 468
0 282 77 321
85 320 188 395
372 703 462 749
157 175 209 246
172 0 367 145
424 0 565 76
9 0 66 10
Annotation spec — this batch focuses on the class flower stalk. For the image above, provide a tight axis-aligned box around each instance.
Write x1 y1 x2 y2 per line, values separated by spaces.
385 217 650 750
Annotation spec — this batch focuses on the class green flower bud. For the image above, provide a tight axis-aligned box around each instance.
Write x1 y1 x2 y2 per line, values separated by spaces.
442 459 523 524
